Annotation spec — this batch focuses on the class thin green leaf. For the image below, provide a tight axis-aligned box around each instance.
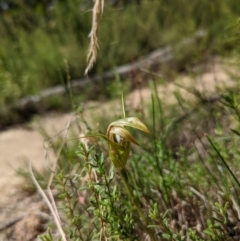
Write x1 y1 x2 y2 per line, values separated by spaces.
207 135 240 188
231 128 240 137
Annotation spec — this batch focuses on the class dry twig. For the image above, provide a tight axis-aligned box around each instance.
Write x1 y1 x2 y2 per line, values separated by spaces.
29 162 67 241
46 116 73 224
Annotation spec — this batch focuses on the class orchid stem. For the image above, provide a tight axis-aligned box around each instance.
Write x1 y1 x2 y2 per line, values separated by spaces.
119 168 156 241
122 92 126 119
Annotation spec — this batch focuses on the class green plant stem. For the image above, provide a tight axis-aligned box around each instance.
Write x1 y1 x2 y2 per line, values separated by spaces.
119 168 157 241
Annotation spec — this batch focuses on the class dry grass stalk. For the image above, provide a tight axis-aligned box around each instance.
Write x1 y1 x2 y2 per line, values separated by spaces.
85 0 104 75
29 162 67 241
45 116 74 225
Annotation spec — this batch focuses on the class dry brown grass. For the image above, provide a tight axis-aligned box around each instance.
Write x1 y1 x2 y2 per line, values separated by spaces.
85 0 104 75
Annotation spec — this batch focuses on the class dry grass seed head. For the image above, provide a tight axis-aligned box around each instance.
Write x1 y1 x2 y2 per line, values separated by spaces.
85 0 104 75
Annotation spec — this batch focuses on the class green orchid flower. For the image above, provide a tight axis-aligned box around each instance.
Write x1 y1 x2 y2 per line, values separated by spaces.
106 117 151 169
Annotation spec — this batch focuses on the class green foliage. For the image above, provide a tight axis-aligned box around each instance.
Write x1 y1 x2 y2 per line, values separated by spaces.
0 0 240 119
7 1 240 239
39 227 57 241
35 86 240 240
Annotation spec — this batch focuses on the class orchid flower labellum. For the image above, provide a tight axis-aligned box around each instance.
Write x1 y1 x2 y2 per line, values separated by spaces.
106 117 151 169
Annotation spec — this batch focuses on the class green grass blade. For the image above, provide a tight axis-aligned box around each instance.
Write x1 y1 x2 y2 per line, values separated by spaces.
207 135 240 189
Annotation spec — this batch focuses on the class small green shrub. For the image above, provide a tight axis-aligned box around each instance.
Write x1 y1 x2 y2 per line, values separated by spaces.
35 87 240 240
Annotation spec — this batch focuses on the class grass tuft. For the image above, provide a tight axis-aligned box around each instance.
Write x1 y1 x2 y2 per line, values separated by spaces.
31 82 240 240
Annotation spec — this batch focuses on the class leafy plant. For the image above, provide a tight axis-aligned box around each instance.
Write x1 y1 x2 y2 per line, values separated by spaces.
33 85 240 241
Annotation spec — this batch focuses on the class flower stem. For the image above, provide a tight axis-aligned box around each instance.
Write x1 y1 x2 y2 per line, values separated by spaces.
119 168 156 241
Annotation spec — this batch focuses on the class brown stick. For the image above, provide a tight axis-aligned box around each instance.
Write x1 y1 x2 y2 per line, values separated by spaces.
16 30 207 110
